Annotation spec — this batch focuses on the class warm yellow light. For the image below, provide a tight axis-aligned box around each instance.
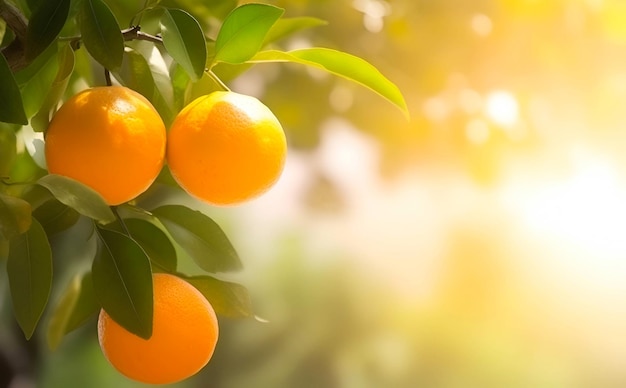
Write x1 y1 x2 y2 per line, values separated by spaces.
485 90 519 127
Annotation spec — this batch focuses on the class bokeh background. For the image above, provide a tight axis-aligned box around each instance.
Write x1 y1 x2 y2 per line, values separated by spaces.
6 0 626 386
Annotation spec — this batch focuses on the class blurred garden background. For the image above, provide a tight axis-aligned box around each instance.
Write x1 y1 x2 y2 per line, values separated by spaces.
6 0 626 386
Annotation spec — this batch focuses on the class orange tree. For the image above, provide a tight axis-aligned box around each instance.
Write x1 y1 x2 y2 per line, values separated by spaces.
0 0 406 384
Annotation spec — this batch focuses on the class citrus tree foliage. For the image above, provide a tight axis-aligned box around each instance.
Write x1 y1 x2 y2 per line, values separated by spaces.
0 0 405 348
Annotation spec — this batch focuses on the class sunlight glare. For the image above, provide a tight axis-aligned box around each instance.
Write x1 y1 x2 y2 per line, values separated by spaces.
504 155 626 261
485 90 519 127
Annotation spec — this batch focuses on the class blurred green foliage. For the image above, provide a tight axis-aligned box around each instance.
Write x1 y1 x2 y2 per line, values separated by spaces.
4 0 626 387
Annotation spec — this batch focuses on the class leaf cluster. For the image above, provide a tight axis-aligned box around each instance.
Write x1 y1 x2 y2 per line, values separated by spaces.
0 0 407 348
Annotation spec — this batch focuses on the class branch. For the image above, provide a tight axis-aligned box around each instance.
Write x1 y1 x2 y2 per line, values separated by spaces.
0 0 29 71
122 25 163 44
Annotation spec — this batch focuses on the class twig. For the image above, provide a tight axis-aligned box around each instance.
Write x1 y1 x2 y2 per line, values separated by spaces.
122 25 163 44
206 69 230 91
111 206 131 236
0 0 29 71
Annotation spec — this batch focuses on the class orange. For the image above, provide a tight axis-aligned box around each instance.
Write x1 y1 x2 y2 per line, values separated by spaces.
97 273 219 384
167 91 287 205
45 86 166 205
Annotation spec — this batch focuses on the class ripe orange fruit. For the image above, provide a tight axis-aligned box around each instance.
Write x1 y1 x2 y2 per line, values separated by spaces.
97 273 219 384
167 91 287 205
45 86 166 205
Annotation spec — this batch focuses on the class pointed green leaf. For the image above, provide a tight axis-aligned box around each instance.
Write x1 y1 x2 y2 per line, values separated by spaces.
110 218 177 273
213 3 284 65
171 63 191 112
47 271 99 349
185 275 253 318
250 48 409 117
263 17 327 46
117 48 155 100
152 205 241 273
7 219 52 339
16 44 60 118
160 8 207 81
37 174 115 224
0 194 32 240
0 54 28 125
33 199 80 236
25 0 70 60
64 271 98 333
116 47 173 123
92 228 153 339
31 44 75 132
79 0 124 70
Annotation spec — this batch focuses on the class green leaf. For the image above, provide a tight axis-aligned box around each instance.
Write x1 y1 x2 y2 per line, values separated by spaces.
160 9 207 81
152 205 241 273
47 271 99 350
213 3 284 65
0 54 28 125
114 218 177 273
64 271 99 332
250 48 409 117
92 228 153 339
170 63 191 112
263 16 327 46
7 219 52 339
0 19 6 46
78 0 124 70
185 275 253 318
116 48 172 122
37 174 115 224
0 124 17 176
31 44 75 132
117 48 155 100
0 194 32 240
25 0 70 60
33 199 80 236
16 44 60 118
0 239 8 261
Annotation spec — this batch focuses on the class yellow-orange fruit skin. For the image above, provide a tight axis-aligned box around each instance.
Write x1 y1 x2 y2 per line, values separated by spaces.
97 273 219 385
45 86 166 205
167 91 287 205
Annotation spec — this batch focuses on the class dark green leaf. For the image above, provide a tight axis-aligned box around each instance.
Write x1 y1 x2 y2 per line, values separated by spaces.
47 271 99 349
160 8 207 81
152 205 241 273
31 44 75 132
113 218 177 273
263 17 327 46
0 54 28 125
37 174 115 224
25 0 70 60
92 228 153 339
250 48 409 118
185 275 253 318
26 0 42 13
33 199 80 236
0 194 32 240
213 3 284 65
7 219 52 339
79 0 124 70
